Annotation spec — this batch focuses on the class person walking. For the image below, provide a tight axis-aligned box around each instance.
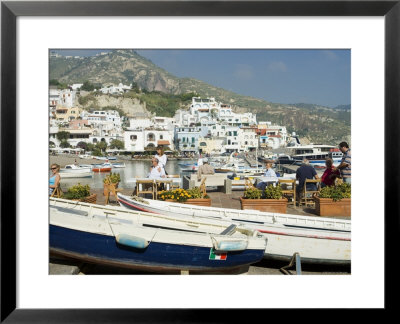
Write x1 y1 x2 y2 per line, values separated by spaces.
334 141 351 184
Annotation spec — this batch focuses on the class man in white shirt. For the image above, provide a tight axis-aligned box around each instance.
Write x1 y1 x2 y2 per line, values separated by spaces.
148 158 166 179
256 162 277 192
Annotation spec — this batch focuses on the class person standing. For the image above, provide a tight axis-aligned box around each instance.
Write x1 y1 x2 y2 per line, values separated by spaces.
296 158 319 196
334 141 351 184
49 163 61 196
155 147 167 169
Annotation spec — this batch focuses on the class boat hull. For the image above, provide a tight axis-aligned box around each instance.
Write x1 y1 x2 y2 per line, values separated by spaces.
117 194 351 266
50 224 264 274
59 172 93 178
92 168 112 172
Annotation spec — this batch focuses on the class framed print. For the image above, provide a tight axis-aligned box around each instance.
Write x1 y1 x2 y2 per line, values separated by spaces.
1 0 398 321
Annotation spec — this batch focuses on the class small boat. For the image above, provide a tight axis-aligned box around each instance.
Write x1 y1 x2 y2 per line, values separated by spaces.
112 163 126 168
58 164 93 178
92 162 112 172
49 198 267 274
93 156 108 161
117 194 351 266
107 156 117 161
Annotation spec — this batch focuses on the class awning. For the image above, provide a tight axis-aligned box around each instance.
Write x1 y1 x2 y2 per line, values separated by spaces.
157 140 170 145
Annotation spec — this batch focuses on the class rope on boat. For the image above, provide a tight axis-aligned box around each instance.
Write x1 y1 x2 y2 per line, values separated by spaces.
128 195 150 204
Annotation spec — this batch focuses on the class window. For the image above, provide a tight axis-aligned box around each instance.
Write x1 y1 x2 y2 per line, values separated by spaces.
130 135 137 140
160 135 163 140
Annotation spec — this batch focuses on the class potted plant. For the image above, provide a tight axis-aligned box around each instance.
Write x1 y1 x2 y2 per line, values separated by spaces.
240 184 288 213
314 183 351 217
64 183 97 204
158 187 211 206
103 172 121 196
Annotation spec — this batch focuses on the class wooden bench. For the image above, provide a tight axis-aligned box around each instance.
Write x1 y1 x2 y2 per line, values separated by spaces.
182 173 232 194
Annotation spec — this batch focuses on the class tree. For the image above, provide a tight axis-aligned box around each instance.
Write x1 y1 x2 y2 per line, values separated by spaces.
59 140 70 148
56 131 70 142
76 141 88 151
81 81 96 91
109 139 124 150
96 141 107 152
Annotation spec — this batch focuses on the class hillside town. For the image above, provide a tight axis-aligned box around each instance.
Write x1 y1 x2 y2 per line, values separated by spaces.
49 83 292 156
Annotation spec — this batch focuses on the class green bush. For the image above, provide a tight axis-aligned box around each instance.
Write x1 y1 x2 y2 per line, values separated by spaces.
243 187 262 199
264 184 283 199
64 183 91 200
186 187 209 199
103 172 121 184
319 183 351 202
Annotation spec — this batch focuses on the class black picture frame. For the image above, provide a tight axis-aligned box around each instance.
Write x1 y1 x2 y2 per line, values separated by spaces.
1 0 398 321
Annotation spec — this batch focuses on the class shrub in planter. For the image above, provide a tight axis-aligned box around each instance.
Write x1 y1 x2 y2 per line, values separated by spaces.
64 183 97 203
319 183 351 201
315 183 351 217
241 184 287 213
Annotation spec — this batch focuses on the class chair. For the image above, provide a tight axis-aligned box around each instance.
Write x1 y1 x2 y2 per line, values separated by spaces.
50 183 63 198
166 175 181 190
245 178 255 189
104 182 123 205
299 179 321 207
155 179 173 199
278 179 296 207
199 177 207 198
136 179 156 199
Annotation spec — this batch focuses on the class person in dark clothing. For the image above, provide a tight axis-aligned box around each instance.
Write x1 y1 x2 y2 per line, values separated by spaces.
296 158 319 196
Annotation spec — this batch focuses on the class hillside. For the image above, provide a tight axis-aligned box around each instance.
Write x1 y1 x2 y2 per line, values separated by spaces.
50 49 351 145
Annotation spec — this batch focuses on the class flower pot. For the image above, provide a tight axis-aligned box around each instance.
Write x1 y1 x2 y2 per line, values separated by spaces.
240 197 287 213
184 198 211 206
103 182 119 196
72 193 97 204
165 198 212 206
314 197 351 217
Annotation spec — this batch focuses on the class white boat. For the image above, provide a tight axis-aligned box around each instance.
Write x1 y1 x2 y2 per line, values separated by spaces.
117 194 351 266
58 164 93 178
288 144 342 167
49 198 267 274
112 162 126 168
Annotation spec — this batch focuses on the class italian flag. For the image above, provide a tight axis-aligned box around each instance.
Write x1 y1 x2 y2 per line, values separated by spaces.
209 248 227 260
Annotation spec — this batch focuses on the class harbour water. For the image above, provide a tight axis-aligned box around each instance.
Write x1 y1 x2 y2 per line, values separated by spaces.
58 158 197 190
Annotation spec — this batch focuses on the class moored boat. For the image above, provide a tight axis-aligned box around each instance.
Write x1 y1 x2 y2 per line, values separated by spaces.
58 164 93 178
92 162 112 172
112 162 126 168
49 198 267 274
117 194 351 266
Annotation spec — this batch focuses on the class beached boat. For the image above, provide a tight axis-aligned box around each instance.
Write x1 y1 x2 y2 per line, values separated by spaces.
92 162 112 172
117 194 351 266
49 198 266 274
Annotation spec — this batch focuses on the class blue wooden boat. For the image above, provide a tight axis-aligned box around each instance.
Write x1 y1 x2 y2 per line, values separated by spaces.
49 198 266 274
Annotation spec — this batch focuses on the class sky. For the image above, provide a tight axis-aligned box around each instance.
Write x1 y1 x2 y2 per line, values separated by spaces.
53 49 350 108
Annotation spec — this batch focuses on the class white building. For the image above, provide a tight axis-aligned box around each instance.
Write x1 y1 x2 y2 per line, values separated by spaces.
82 110 122 128
99 83 131 95
124 129 174 152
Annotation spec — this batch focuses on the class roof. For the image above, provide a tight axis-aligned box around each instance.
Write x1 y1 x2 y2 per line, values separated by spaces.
157 140 170 145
